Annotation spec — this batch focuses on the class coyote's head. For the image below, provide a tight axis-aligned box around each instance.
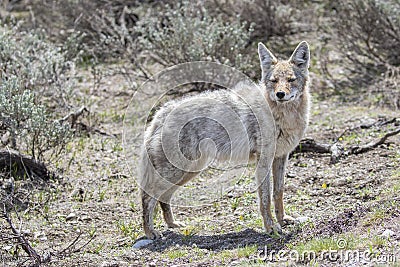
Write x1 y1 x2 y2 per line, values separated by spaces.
258 41 310 104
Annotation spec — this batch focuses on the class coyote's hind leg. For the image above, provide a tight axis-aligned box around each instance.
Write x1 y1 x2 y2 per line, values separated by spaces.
159 202 186 228
141 190 161 239
159 171 199 228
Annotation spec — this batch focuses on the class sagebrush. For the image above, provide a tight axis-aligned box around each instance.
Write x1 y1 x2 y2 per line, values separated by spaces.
135 1 255 76
329 0 400 108
0 23 77 162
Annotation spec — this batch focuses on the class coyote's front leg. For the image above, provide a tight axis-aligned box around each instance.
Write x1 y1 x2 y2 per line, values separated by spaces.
256 162 279 234
273 154 295 226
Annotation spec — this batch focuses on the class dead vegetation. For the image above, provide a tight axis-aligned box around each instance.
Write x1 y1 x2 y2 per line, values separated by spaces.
293 117 400 163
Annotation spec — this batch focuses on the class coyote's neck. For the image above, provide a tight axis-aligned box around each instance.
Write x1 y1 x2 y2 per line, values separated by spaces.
267 86 310 157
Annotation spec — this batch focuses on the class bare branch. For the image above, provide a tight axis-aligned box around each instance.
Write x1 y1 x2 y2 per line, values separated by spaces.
350 127 400 154
58 106 90 127
2 204 50 264
293 131 399 163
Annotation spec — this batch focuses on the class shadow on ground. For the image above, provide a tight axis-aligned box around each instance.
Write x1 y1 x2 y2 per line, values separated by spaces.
138 228 298 252
135 200 400 253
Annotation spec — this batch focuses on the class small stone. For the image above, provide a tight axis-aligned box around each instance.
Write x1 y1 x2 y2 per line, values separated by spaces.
333 178 348 186
66 212 77 221
100 261 128 267
296 216 311 223
3 245 12 251
380 229 395 238
132 239 153 249
81 216 92 221
100 261 118 267
22 229 31 236
286 184 297 192
34 232 47 241
230 260 241 265
287 172 296 178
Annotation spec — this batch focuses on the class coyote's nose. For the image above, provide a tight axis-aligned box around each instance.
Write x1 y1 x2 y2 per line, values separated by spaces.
276 91 285 99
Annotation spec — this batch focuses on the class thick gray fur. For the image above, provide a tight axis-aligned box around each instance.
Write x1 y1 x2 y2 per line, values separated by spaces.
139 41 311 239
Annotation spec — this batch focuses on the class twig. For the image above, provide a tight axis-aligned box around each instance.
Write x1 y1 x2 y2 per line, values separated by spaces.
71 234 96 253
58 106 90 127
2 204 49 264
56 232 96 258
74 122 118 138
293 126 400 163
335 117 398 142
57 233 82 256
350 127 400 154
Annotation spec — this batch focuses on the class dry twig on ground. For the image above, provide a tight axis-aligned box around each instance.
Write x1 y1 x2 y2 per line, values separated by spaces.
293 117 400 163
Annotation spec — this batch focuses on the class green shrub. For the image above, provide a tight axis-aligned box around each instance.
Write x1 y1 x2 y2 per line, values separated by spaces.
0 23 76 162
135 1 254 76
0 76 71 162
329 0 400 108
207 0 314 54
0 23 79 111
10 0 141 60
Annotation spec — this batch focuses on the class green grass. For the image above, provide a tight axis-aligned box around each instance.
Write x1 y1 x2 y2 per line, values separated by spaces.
293 235 358 254
363 200 399 227
116 220 140 241
167 249 188 260
99 189 107 202
363 208 386 226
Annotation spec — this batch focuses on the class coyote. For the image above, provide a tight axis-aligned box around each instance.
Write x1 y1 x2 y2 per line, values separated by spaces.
139 41 311 239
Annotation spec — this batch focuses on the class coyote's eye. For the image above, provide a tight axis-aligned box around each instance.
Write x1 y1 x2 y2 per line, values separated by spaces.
288 77 297 82
269 79 278 83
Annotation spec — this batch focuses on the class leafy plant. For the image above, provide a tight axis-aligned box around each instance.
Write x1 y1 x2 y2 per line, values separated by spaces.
0 23 78 162
328 0 400 108
135 1 254 76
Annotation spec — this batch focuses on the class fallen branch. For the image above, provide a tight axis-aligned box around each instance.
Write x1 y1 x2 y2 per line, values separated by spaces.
2 204 51 264
58 106 117 138
74 122 118 138
293 125 400 163
58 106 89 127
292 139 343 164
336 117 398 141
350 127 400 154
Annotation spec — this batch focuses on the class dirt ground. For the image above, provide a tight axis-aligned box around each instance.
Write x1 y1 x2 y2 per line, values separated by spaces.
1 69 399 267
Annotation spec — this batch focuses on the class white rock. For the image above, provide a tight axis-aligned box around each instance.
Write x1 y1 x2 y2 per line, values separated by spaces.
66 212 77 221
380 229 395 238
3 245 13 251
132 239 153 249
296 216 311 223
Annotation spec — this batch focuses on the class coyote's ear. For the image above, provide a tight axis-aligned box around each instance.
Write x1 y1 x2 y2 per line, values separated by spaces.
289 41 310 69
258 43 277 73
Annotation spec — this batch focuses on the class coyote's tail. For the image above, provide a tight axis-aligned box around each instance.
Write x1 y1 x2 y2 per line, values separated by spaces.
139 145 153 196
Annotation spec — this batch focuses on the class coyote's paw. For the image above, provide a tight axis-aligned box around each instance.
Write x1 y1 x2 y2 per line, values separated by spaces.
146 229 162 240
265 223 282 236
167 221 186 228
